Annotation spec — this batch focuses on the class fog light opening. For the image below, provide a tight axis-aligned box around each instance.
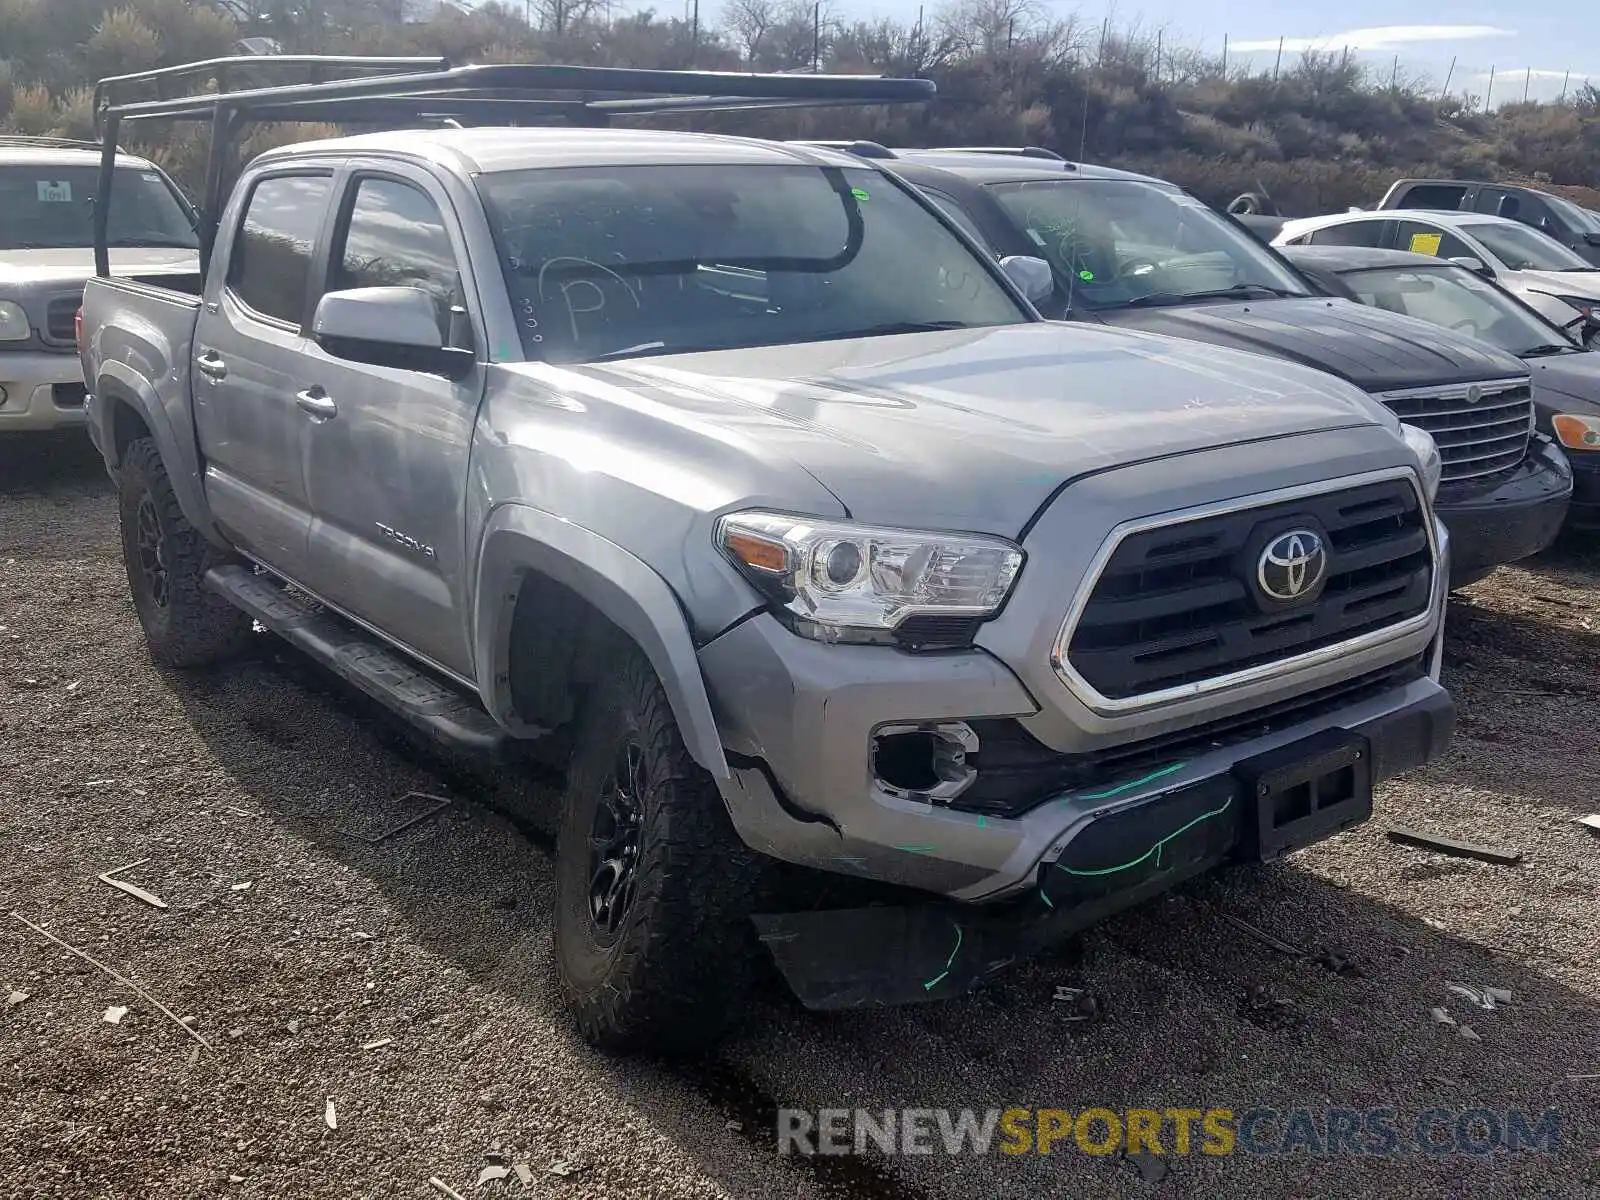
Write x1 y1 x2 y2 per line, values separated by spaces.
872 722 979 804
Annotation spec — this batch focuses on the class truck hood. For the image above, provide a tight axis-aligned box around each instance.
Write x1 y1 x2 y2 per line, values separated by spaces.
544 322 1398 534
1095 295 1528 393
0 247 199 288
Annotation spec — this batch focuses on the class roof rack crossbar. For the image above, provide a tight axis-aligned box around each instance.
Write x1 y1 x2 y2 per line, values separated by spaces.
785 139 897 158
922 145 1067 161
98 60 934 125
0 134 112 151
93 54 451 128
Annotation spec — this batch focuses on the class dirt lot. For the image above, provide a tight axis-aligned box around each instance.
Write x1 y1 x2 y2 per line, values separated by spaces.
3 430 1599 1200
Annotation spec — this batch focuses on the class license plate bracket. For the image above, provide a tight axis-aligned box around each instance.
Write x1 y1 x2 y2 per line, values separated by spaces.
1234 728 1372 863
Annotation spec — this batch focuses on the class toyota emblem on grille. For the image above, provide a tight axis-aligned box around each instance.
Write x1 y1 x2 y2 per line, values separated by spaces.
1465 384 1483 404
1257 530 1327 602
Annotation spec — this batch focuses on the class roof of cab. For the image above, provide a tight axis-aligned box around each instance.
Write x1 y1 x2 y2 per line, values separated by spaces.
1277 245 1455 271
253 125 870 174
886 151 1177 188
0 145 158 169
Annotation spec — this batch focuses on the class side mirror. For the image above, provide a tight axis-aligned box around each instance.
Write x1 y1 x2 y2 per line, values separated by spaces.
311 286 475 379
1448 255 1491 277
999 255 1054 304
1584 232 1600 247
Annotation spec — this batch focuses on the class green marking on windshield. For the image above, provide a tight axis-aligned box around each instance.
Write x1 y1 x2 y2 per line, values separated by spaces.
1078 269 1096 281
851 187 870 201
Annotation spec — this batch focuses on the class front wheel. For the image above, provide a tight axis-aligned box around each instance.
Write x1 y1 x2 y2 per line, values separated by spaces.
553 650 769 1054
117 438 252 668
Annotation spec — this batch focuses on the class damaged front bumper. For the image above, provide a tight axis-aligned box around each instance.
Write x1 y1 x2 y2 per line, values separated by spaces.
751 689 1453 1010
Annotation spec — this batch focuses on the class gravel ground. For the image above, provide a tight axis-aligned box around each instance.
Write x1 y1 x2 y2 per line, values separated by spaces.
2 430 1598 1199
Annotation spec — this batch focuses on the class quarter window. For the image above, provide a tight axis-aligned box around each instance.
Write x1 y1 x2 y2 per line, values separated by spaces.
331 178 474 351
922 190 992 249
227 174 333 326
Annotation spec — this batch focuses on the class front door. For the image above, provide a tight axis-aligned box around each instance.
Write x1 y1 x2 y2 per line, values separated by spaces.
192 170 336 575
297 167 487 679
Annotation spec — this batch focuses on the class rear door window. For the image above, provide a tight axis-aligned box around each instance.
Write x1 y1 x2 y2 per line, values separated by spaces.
1394 184 1469 210
920 189 994 251
1305 220 1390 248
227 174 334 327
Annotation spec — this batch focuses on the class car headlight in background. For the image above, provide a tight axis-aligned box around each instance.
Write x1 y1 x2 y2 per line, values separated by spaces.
717 511 1024 644
1551 413 1600 450
1400 423 1442 503
0 302 30 342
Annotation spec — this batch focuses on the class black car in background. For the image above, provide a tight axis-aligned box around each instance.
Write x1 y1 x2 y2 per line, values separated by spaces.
847 149 1573 586
1284 243 1600 531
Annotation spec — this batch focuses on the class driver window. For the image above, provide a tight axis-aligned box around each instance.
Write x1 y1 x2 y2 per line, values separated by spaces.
330 177 475 352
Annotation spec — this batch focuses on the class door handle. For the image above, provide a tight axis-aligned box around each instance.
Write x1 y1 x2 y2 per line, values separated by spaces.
295 387 337 419
195 351 227 380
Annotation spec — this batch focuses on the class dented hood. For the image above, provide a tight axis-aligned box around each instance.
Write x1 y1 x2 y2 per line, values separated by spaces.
550 321 1399 534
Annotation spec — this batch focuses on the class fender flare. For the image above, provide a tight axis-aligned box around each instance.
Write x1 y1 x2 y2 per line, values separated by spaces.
96 361 221 542
472 503 731 784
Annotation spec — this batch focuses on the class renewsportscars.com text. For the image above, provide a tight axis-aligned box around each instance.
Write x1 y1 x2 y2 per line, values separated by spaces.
777 1106 1562 1158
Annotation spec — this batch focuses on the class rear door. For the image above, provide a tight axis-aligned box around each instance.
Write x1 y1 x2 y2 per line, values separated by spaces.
192 168 337 573
297 163 487 679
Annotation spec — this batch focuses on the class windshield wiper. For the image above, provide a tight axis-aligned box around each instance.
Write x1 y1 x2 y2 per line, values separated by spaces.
808 320 974 339
1520 343 1577 357
1121 283 1299 308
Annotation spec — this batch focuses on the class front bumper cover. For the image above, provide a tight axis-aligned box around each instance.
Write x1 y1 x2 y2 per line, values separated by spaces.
0 351 87 431
752 684 1454 1010
1436 434 1572 584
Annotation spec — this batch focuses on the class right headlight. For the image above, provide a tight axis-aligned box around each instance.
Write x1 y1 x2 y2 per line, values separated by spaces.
716 510 1024 645
1400 422 1442 504
0 302 29 342
1551 413 1600 451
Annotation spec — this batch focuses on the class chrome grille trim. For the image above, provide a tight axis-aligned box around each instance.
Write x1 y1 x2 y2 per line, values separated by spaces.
1379 377 1533 485
1050 466 1442 717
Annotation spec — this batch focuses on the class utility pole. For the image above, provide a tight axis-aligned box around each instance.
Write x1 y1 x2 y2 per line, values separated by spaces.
812 1 820 72
1221 33 1228 79
1154 29 1162 83
691 0 698 64
1440 55 1455 99
1273 36 1283 81
1097 17 1107 67
1485 66 1495 110
1524 66 1532 103
1561 69 1571 102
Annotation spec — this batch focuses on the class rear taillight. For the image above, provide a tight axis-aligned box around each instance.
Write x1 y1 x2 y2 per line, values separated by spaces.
74 306 83 351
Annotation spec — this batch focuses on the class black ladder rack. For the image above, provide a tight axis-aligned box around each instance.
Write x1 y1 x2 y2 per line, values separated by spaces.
91 54 936 274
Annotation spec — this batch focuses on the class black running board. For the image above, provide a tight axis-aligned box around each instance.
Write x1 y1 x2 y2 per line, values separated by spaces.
205 564 516 760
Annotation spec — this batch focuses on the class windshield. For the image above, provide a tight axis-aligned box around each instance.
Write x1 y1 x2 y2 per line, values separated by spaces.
1543 193 1600 236
0 164 197 251
982 179 1311 310
1459 221 1591 272
1340 265 1575 356
475 163 1028 363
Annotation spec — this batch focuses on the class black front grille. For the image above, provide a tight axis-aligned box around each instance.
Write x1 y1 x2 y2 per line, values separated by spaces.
952 655 1427 819
1382 380 1532 485
1065 478 1432 702
44 296 78 344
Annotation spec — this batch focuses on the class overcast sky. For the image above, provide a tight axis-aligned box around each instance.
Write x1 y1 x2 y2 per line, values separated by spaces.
621 2 1594 106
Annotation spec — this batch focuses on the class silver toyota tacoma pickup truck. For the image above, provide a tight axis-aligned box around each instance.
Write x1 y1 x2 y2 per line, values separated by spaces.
79 61 1455 1055
0 137 199 432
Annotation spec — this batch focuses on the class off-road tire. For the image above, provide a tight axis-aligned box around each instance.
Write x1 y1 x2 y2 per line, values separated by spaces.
553 649 769 1055
117 437 252 668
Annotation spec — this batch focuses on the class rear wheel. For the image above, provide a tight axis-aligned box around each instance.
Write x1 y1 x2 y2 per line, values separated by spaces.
553 649 769 1054
117 438 252 667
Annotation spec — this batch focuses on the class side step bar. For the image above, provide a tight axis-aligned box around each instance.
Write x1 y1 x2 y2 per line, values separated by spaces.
205 564 517 760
